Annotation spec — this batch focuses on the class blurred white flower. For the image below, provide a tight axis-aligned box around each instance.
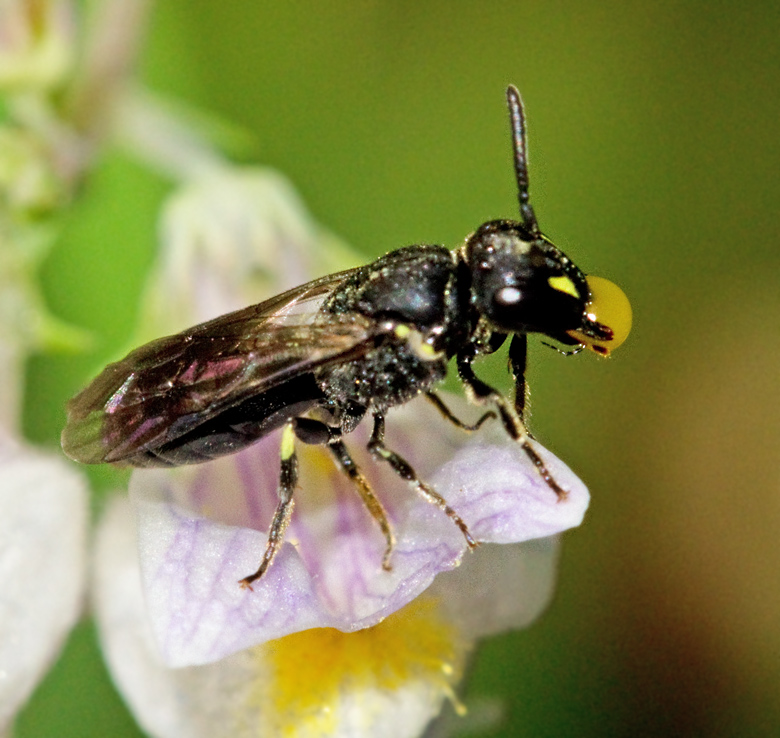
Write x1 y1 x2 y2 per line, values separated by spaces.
0 18 90 714
0 1 168 732
0 429 88 731
0 204 89 735
139 166 358 338
0 0 75 91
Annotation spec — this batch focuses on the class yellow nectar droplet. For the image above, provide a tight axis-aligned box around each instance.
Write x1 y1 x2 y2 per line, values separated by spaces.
568 276 631 356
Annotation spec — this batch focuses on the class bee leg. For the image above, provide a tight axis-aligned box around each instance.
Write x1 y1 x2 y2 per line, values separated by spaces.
239 423 299 590
326 432 396 572
457 351 568 500
424 390 495 431
291 416 332 445
456 352 525 438
367 412 478 550
508 334 537 440
290 415 395 569
508 334 529 424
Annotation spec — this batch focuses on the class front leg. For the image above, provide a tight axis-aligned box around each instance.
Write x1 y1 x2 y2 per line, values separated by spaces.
508 333 529 423
456 351 568 500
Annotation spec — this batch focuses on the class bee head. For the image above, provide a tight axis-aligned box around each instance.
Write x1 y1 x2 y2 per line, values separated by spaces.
465 220 631 355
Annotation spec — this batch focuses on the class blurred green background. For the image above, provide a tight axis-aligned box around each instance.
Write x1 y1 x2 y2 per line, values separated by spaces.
18 1 780 736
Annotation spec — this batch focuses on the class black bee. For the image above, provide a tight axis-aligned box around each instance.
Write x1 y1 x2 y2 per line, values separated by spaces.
62 86 631 588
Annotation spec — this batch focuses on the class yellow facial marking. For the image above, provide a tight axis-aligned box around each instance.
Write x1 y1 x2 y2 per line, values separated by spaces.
548 275 580 299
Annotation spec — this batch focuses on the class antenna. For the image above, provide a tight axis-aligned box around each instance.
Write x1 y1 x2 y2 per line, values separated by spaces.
506 85 539 235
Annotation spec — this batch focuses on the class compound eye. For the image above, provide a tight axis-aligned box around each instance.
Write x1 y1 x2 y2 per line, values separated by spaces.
567 276 632 356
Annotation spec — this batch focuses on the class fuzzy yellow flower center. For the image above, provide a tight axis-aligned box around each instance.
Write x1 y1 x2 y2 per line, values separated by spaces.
252 597 468 737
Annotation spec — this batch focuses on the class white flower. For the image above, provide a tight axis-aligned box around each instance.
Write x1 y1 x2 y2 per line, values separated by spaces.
95 440 578 737
95 496 466 738
0 430 88 731
89 116 591 738
127 397 587 668
0 220 90 731
138 166 357 338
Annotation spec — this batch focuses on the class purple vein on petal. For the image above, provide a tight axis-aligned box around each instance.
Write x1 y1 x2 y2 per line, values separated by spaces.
234 449 264 530
187 468 211 512
131 392 590 665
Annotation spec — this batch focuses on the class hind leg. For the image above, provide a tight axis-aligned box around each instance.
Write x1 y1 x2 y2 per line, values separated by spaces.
239 423 299 589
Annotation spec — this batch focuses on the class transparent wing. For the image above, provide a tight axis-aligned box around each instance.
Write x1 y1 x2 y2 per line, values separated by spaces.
62 269 375 464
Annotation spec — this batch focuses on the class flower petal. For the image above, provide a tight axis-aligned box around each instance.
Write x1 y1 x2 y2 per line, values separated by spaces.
430 437 589 542
0 431 87 729
95 496 468 738
130 434 466 667
138 167 358 338
429 536 561 640
130 395 589 666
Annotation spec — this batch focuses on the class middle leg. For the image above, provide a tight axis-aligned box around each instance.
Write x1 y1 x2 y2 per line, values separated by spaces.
424 390 496 432
325 431 396 571
367 412 477 549
294 415 396 571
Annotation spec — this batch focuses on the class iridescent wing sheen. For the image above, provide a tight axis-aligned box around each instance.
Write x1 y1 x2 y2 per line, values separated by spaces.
61 269 374 465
